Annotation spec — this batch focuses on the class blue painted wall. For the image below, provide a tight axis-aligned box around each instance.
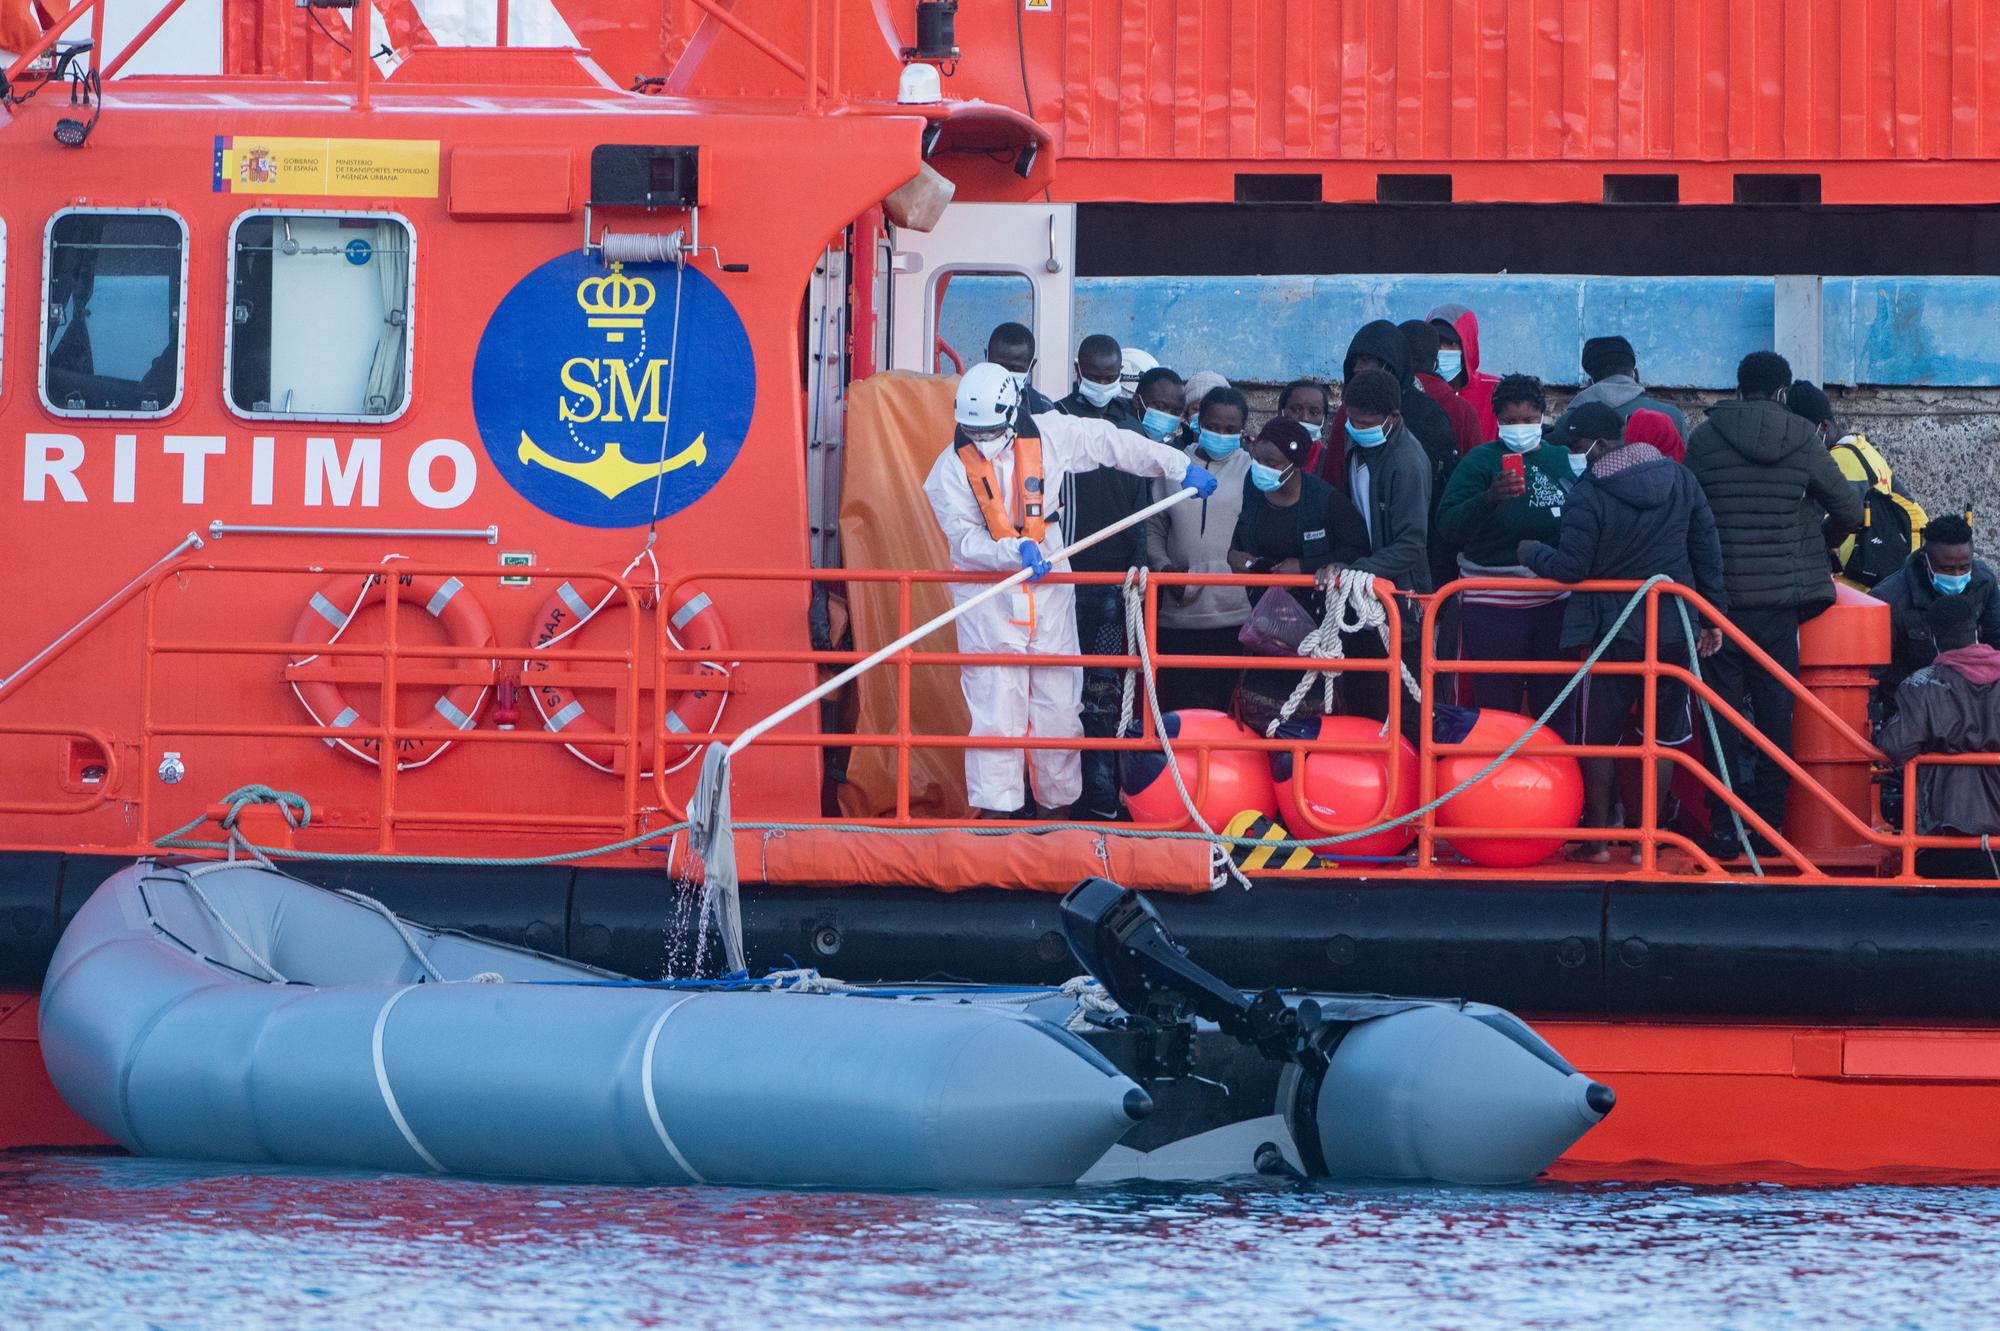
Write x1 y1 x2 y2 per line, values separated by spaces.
937 274 2000 389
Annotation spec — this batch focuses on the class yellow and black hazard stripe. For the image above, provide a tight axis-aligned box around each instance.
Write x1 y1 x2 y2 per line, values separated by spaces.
1223 809 1320 871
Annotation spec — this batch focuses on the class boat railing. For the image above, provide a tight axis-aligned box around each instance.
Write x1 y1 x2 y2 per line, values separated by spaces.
4 0 846 112
2 548 1993 884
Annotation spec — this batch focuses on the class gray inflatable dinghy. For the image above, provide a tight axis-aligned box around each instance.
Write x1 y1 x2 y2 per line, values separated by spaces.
39 860 1148 1190
41 863 1611 1189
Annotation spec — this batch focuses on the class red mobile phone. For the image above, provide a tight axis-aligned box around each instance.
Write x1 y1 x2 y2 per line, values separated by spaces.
1501 453 1524 479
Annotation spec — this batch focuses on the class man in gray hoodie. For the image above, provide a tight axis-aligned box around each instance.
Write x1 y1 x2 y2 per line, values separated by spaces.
1556 335 1688 440
1685 351 1864 857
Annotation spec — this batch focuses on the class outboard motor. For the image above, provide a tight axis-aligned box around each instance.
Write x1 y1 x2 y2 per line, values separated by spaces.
1060 878 1616 1185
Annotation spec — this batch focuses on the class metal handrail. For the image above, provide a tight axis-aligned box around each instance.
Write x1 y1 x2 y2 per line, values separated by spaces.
4 551 1995 883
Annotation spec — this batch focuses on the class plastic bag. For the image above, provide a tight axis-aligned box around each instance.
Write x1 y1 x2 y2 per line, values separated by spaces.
1237 586 1318 657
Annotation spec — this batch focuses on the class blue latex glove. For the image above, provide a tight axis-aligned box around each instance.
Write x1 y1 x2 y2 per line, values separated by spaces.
1184 465 1220 499
1018 539 1052 583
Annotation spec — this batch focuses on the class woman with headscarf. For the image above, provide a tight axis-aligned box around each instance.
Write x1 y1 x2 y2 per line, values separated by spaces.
1623 406 1686 464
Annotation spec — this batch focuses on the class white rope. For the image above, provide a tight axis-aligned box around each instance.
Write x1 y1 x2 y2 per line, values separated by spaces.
174 862 288 983
1119 568 1254 891
1059 975 1122 1031
1267 569 1421 737
335 887 446 984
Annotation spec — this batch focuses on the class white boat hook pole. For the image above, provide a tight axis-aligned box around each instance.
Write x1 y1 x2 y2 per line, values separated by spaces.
686 482 1203 973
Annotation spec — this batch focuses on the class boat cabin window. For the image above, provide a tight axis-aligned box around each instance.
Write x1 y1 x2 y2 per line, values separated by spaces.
40 209 187 418
226 212 414 420
934 271 1035 376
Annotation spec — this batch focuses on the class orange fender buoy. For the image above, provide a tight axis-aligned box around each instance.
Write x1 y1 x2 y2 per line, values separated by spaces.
1435 708 1584 868
1120 709 1276 831
1270 715 1419 859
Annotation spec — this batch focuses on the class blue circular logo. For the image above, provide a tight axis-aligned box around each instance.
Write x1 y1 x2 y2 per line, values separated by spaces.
344 237 373 266
472 251 756 529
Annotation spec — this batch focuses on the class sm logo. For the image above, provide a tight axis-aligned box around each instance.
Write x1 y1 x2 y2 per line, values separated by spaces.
472 252 756 529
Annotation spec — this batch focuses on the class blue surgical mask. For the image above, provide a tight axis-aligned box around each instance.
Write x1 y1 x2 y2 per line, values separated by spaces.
1198 429 1242 458
1498 423 1542 453
1298 420 1323 443
1346 420 1387 449
1140 406 1179 440
1568 452 1590 475
1249 461 1293 492
1932 565 1973 597
1437 349 1463 380
1078 377 1121 408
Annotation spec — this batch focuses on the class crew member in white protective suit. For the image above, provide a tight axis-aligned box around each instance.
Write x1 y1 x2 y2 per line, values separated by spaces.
923 362 1218 817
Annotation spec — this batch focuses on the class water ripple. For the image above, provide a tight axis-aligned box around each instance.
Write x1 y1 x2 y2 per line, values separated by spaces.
1 1154 1996 1330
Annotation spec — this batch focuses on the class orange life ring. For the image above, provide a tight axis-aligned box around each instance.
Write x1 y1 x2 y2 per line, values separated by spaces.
288 571 498 770
523 566 730 776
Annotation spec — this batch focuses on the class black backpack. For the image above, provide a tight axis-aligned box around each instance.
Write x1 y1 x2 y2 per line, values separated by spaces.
1832 442 1925 590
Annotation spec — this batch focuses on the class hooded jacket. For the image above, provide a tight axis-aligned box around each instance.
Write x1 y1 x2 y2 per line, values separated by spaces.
1318 320 1459 487
1684 398 1864 616
1521 442 1726 650
1560 374 1689 441
1871 551 2000 697
1878 647 2000 837
1427 304 1501 440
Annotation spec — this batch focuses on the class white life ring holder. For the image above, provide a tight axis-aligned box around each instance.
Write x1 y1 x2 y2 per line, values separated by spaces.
523 554 731 778
288 569 498 771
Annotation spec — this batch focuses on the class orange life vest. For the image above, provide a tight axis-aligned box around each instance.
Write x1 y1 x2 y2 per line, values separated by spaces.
955 434 1046 543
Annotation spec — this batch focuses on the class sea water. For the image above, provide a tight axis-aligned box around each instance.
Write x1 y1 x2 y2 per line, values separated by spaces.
2 1153 1997 1330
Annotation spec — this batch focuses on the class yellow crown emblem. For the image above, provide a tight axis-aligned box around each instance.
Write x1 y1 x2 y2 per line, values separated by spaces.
576 262 656 343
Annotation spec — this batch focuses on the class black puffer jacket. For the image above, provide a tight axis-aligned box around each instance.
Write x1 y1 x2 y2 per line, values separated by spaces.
1328 320 1457 592
1684 398 1863 616
1872 551 2000 696
1522 443 1727 650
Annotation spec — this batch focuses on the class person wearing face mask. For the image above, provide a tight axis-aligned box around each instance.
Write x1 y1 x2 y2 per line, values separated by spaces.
1518 412 1727 864
1277 378 1329 467
1055 339 1162 819
923 362 1214 818
1685 351 1864 859
1427 304 1501 441
1229 418 1372 729
1144 385 1258 714
984 321 1054 414
1318 369 1434 732
1400 319 1483 457
1872 515 2000 710
1435 376 1581 735
1132 367 1187 443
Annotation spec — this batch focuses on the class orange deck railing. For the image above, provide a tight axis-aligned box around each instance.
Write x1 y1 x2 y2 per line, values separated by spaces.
1 551 1995 885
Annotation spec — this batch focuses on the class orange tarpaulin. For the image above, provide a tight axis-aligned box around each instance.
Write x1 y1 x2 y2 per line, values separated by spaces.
836 370 971 819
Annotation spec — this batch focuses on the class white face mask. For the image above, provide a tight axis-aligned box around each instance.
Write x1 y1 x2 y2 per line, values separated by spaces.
1498 423 1543 453
1005 370 1030 395
973 430 1014 460
1078 377 1120 408
1568 452 1590 475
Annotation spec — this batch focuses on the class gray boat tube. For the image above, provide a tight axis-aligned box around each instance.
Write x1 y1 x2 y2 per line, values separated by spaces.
39 861 1149 1190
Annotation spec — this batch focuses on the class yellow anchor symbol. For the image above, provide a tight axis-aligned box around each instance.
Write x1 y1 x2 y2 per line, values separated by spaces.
518 433 708 500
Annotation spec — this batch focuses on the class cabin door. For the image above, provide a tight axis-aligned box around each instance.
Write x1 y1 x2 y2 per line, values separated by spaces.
885 202 1076 406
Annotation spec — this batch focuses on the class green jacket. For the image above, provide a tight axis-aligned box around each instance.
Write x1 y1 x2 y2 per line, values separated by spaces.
1435 441 1576 568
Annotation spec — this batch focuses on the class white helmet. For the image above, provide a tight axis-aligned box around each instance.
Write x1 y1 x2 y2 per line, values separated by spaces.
955 361 1023 431
1119 347 1159 389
